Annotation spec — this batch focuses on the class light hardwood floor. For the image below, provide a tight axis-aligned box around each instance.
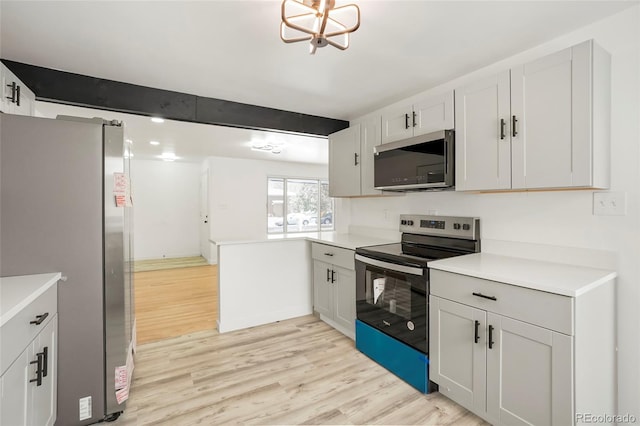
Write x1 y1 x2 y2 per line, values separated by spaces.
134 256 210 272
134 264 218 344
117 315 488 426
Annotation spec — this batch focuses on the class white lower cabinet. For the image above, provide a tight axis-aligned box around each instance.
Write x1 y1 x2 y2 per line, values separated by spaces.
311 243 356 338
1 315 57 426
0 277 58 426
1 348 30 425
31 315 58 426
486 313 572 426
430 269 615 426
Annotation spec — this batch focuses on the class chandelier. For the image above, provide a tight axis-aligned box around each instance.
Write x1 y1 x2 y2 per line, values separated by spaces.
280 0 360 54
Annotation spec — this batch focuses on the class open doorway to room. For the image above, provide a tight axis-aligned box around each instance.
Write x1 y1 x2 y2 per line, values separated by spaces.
34 101 328 345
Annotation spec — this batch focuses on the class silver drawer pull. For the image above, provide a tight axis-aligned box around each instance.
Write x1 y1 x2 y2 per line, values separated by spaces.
324 252 334 256
472 292 497 301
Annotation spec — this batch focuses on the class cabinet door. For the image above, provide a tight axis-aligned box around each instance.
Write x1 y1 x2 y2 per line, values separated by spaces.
313 260 333 318
413 91 455 137
486 314 573 426
329 126 361 197
0 347 30 426
359 117 382 196
381 104 413 143
30 315 57 426
429 296 487 414
455 71 511 191
511 47 574 189
0 64 34 116
332 266 355 334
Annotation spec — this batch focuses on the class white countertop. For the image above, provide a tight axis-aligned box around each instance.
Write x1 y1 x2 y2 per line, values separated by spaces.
0 273 61 327
215 232 398 251
428 253 616 297
305 232 398 251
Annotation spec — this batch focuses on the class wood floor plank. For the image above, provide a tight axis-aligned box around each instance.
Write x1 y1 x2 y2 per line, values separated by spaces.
117 316 489 426
134 265 217 344
133 256 209 272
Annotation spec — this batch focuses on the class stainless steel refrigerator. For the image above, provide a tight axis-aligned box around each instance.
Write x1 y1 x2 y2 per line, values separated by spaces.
0 113 134 425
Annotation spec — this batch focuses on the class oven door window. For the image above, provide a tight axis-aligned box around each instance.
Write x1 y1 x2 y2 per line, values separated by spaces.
356 261 427 353
365 270 414 319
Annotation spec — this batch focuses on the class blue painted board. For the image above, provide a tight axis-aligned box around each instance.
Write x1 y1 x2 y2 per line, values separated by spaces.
355 320 429 393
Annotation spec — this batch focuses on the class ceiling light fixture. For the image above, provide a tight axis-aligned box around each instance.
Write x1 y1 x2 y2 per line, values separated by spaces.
158 152 179 161
151 117 165 123
149 140 160 146
280 0 360 54
251 143 283 154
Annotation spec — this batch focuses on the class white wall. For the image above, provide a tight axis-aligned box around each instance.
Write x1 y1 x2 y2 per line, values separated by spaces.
349 6 640 418
206 156 348 250
131 159 202 260
217 239 312 333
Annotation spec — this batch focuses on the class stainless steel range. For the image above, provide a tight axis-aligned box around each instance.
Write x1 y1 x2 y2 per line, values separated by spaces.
354 214 480 393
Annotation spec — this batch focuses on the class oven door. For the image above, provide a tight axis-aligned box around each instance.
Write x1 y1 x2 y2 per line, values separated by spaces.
355 254 428 353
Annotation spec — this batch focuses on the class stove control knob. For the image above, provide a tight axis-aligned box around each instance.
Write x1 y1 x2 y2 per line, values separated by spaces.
463 224 471 231
401 220 407 225
407 220 414 226
453 223 461 230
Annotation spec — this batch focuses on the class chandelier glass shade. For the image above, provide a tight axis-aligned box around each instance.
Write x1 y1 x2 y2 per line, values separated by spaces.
280 0 360 54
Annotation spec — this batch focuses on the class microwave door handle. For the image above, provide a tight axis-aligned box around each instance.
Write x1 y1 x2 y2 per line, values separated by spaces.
444 139 448 176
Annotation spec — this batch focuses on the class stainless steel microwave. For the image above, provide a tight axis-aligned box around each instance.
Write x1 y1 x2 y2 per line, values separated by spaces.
373 129 454 191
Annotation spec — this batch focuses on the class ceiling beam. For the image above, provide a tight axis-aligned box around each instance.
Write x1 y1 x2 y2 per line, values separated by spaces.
1 59 348 137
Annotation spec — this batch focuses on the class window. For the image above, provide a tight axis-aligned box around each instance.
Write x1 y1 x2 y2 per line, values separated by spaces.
267 177 334 234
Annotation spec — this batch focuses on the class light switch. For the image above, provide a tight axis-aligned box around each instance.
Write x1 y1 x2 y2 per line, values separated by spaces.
593 192 627 216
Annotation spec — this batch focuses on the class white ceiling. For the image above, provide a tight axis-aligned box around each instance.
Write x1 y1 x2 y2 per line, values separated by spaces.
1 1 637 164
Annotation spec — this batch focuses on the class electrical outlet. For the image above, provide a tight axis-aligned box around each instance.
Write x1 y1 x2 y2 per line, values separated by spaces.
79 396 92 421
593 192 627 216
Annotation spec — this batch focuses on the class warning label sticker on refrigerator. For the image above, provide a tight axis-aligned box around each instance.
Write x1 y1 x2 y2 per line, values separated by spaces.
115 387 129 405
113 172 132 207
115 365 128 389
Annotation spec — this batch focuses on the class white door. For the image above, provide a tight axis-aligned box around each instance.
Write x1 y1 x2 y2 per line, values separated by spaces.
0 348 30 426
455 71 511 191
359 117 382 196
313 260 333 318
413 91 455 137
486 314 573 426
381 103 414 143
429 296 487 414
511 46 575 189
31 316 57 426
333 266 356 334
329 126 361 197
199 170 210 262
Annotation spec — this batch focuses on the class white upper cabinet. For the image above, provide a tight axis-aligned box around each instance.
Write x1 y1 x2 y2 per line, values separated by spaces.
381 91 454 144
455 40 610 191
329 126 361 197
1 62 36 116
329 116 383 197
455 71 512 191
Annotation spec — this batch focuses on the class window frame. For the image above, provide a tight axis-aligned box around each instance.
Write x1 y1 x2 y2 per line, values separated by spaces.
267 176 334 234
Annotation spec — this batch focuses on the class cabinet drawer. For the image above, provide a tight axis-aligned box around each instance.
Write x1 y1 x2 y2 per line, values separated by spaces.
0 283 57 375
430 270 573 335
311 243 355 270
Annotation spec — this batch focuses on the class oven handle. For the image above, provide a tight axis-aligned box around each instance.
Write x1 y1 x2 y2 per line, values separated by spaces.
355 254 424 276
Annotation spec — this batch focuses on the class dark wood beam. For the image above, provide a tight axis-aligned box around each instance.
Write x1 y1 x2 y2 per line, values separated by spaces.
1 59 348 136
